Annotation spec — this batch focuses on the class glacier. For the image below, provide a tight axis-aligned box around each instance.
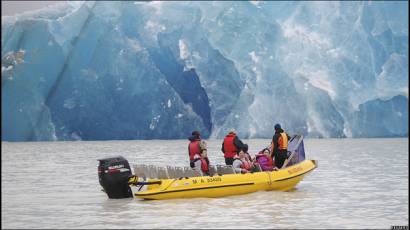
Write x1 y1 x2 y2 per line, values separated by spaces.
1 1 408 141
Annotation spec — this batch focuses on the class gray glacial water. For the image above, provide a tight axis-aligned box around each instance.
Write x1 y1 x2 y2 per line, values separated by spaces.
1 138 408 229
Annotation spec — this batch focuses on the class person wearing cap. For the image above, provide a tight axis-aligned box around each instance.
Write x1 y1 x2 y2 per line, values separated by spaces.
188 131 203 168
271 124 291 169
221 130 244 165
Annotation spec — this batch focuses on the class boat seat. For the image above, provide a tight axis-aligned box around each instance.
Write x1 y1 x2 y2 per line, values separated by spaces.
147 165 159 179
157 166 169 179
144 165 153 178
174 166 185 178
183 166 203 177
165 166 185 179
208 165 217 176
216 165 236 175
166 166 177 178
134 164 148 180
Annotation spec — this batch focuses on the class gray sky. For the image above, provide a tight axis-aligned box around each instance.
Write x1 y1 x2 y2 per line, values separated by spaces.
1 1 62 16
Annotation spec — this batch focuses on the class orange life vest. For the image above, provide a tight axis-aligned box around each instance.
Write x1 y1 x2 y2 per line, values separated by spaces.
272 132 289 151
278 132 288 150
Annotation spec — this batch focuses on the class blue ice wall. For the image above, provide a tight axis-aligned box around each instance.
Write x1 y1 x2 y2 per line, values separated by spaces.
1 1 408 141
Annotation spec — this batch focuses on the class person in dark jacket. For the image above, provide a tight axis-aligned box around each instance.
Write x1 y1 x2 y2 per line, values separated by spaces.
271 124 291 169
221 130 244 165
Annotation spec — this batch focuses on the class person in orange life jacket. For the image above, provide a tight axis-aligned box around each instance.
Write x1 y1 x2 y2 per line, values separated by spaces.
271 124 291 169
232 149 253 173
221 130 244 165
193 148 210 175
188 131 203 168
255 148 274 171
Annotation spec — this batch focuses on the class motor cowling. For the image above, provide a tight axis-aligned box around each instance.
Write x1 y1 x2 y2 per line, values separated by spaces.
98 156 133 199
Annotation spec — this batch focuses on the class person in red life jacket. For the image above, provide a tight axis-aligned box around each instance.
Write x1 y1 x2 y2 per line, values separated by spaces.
188 131 202 168
271 124 291 169
221 130 244 165
232 149 253 173
254 148 274 171
193 148 210 175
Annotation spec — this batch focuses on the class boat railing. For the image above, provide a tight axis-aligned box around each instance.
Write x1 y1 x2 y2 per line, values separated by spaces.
157 166 169 179
134 164 148 179
182 167 203 177
208 165 217 176
133 163 236 180
216 165 236 175
166 166 184 178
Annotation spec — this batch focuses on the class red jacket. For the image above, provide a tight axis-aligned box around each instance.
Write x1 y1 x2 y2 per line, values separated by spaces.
200 157 209 174
188 139 201 160
223 133 237 158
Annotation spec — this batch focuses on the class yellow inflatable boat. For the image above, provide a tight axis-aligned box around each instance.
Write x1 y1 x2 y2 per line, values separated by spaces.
130 159 316 200
98 134 317 200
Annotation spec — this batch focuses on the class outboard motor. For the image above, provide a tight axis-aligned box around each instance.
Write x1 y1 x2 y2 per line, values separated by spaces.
98 156 133 199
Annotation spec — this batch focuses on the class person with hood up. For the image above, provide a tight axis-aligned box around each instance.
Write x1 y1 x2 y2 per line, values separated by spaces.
271 124 291 169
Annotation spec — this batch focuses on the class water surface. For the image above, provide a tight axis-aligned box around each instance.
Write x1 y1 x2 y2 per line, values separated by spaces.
2 138 408 229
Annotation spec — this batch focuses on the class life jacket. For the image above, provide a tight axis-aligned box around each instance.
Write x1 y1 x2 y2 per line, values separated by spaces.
194 157 209 174
234 156 252 171
272 131 289 151
188 140 201 160
241 160 252 171
278 132 288 150
200 157 209 174
223 133 237 158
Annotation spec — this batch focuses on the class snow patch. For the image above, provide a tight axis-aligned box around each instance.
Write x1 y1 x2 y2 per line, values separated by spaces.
282 22 332 49
63 98 76 109
297 69 336 100
249 51 260 64
249 1 262 8
144 20 166 40
126 37 142 53
149 115 161 130
179 39 190 60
